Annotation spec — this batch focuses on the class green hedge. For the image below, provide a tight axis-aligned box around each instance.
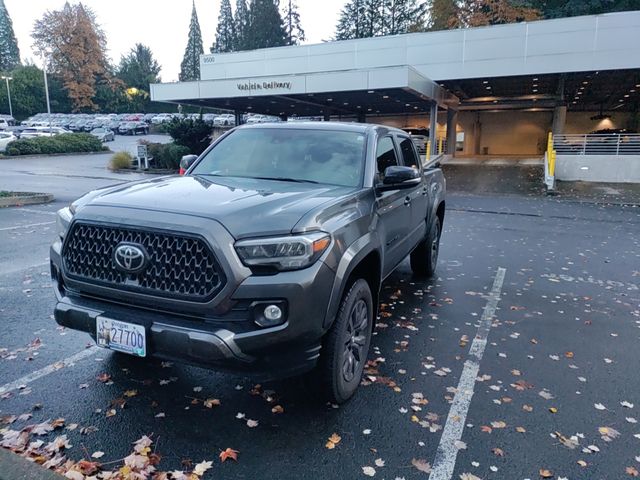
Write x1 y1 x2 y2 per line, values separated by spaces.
5 133 106 156
143 142 190 170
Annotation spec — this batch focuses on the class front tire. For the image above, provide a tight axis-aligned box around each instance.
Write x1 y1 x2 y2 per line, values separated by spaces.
410 216 441 277
319 279 373 404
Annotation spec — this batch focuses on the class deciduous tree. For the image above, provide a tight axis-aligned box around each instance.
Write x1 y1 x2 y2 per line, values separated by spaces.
213 0 236 53
461 0 540 27
179 1 204 81
32 2 108 111
427 0 464 30
282 0 305 45
0 0 20 71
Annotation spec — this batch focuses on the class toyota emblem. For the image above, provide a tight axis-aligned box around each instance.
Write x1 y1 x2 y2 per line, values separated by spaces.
113 243 148 273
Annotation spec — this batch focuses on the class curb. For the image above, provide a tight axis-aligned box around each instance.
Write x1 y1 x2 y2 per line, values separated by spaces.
0 448 64 479
0 150 111 160
0 193 55 208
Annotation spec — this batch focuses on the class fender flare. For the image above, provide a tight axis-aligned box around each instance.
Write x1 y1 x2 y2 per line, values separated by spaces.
322 232 382 329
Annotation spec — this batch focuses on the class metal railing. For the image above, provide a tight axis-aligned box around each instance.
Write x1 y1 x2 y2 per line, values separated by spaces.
553 134 640 156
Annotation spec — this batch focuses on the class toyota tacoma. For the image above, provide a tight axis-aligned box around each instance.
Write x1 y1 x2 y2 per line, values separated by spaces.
51 122 445 403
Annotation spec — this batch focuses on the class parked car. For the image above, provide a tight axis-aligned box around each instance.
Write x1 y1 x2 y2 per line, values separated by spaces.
90 127 115 142
0 131 17 152
0 118 9 130
402 127 429 155
118 121 149 135
213 114 236 127
151 113 174 125
51 122 446 403
19 127 70 139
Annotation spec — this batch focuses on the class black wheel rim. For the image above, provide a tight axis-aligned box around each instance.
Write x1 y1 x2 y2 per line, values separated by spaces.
431 222 440 266
342 299 368 383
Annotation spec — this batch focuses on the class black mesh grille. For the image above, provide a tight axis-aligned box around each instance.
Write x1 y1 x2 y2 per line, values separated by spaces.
62 223 224 302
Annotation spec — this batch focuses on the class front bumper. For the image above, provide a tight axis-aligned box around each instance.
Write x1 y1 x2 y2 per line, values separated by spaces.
50 239 336 380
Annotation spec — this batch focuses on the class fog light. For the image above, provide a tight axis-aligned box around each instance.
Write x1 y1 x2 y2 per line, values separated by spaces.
264 305 282 322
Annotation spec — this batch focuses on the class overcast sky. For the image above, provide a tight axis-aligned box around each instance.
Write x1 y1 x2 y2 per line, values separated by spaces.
5 0 345 82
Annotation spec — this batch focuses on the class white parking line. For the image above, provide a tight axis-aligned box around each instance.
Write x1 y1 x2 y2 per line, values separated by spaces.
0 347 99 396
428 267 506 480
11 208 57 216
0 221 56 231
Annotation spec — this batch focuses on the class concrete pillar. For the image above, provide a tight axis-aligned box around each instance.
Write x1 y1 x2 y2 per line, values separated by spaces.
429 103 437 156
473 113 481 155
552 105 567 135
446 109 458 156
279 114 289 122
323 111 331 122
234 110 243 126
357 111 366 123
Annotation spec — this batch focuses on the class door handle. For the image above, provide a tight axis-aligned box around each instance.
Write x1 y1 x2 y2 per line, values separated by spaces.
404 196 411 206
422 187 428 196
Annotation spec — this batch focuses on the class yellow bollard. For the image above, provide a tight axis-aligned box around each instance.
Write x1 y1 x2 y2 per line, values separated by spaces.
426 141 431 162
438 137 443 154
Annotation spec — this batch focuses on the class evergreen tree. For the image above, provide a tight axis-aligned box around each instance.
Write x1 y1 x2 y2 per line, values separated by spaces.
213 0 236 53
118 44 161 91
245 0 287 50
179 1 204 81
336 0 370 39
383 0 427 35
0 0 19 71
281 0 305 45
428 0 463 30
235 0 251 50
530 0 640 18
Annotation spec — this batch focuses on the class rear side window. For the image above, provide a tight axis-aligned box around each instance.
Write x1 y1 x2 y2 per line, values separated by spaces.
376 136 398 178
399 137 419 168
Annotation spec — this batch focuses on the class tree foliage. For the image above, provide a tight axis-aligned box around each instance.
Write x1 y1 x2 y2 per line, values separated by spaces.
336 0 425 40
245 0 288 50
235 0 251 50
462 0 540 26
117 44 161 92
0 0 20 71
32 3 108 111
282 0 306 45
528 0 640 18
165 117 212 155
427 0 464 30
179 1 204 81
213 0 236 53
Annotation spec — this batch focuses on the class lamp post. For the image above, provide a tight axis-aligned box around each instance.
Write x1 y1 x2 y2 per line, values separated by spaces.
1 76 13 119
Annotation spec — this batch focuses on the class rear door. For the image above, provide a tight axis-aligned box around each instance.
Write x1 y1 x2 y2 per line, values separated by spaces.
397 134 428 248
375 135 412 277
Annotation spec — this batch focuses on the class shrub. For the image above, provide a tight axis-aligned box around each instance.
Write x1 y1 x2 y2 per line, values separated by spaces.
109 151 133 171
165 117 212 155
6 133 104 156
145 142 190 170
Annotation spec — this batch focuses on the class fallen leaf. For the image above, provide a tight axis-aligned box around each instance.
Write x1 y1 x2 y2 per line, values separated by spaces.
96 373 111 383
219 448 239 463
491 421 507 429
492 447 504 457
362 466 376 477
594 403 606 410
271 405 284 414
539 468 554 478
326 433 341 449
411 458 431 473
459 474 481 480
627 466 639 477
91 451 104 459
193 460 213 476
246 419 258 428
374 458 385 467
203 398 220 408
123 390 138 398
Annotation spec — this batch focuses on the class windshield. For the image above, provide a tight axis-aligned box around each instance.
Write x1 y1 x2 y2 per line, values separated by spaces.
191 128 366 187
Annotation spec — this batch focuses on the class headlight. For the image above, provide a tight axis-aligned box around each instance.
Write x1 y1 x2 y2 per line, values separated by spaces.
56 206 73 239
235 232 331 271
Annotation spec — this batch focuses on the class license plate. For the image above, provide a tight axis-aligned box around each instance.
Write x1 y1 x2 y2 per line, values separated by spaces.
96 317 146 357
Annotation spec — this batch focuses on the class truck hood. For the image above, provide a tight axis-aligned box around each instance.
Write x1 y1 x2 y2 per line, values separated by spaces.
78 175 356 238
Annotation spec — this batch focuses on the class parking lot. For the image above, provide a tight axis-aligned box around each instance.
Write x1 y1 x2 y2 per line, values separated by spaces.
1 150 640 479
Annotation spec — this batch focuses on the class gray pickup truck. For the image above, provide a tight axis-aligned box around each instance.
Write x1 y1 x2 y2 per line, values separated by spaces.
51 122 445 402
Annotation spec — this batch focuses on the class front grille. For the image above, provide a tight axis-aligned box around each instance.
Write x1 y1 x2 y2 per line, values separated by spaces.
62 223 224 302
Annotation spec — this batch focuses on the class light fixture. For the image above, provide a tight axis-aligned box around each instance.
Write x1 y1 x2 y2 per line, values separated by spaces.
582 81 588 85
624 94 630 98
327 98 333 102
367 90 374 94
483 80 489 84
533 89 538 93
343 102 349 105
382 95 389 99
533 78 538 81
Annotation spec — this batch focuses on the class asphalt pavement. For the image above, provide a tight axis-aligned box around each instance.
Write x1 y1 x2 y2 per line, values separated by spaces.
1 156 639 480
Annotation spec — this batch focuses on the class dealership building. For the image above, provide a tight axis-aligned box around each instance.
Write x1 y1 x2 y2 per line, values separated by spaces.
152 10 640 158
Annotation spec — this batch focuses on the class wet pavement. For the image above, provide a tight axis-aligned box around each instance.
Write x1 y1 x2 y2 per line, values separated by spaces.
1 158 639 479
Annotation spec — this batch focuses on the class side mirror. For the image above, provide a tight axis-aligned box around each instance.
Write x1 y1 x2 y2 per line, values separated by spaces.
179 154 198 175
381 165 420 186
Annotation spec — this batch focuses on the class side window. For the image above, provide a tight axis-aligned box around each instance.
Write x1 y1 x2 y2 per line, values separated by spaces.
399 137 419 169
376 136 399 180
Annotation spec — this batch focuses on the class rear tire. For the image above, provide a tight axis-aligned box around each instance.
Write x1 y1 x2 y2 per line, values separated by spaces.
319 279 373 404
410 216 441 278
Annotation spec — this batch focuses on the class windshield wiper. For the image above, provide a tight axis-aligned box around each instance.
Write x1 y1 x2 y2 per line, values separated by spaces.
251 176 320 184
